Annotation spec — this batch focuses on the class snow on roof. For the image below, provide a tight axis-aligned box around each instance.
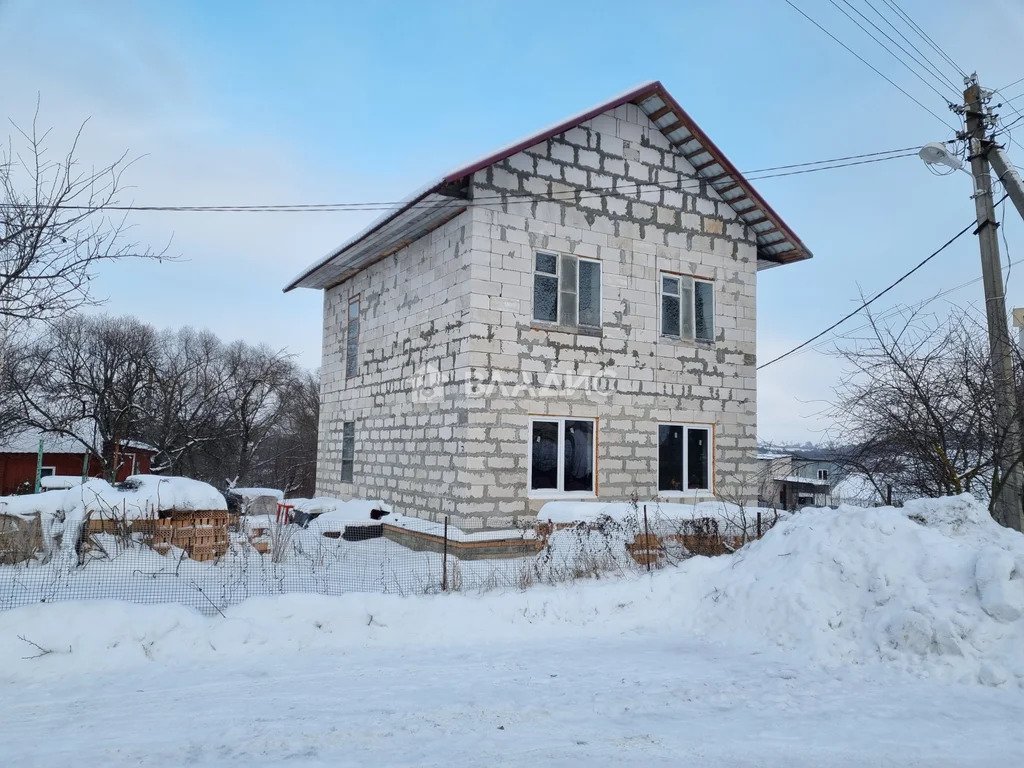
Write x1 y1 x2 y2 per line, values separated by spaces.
229 487 284 501
773 475 830 487
0 428 155 456
40 475 85 490
285 80 811 292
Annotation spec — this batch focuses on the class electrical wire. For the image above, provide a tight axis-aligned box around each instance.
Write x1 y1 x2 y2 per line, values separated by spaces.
831 0 960 103
0 147 921 214
756 202 1006 371
997 75 1024 94
859 0 962 92
879 0 968 79
782 0 958 131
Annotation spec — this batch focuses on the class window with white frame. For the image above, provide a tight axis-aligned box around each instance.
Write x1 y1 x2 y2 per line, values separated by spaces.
658 423 712 493
533 252 601 328
529 417 596 494
341 421 355 482
39 466 56 478
817 468 829 481
661 273 714 342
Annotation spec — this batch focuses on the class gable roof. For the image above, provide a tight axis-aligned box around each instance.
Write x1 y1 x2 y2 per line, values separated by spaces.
285 81 812 292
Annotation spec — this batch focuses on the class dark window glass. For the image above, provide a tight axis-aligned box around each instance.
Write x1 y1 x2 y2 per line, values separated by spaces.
658 425 683 491
687 428 710 490
578 260 601 327
534 275 558 322
530 421 559 490
341 421 355 482
345 299 360 378
662 295 680 337
563 420 594 492
535 253 557 274
39 467 55 478
695 281 714 341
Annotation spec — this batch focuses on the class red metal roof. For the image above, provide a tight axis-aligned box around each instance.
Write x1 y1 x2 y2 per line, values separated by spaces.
286 81 811 291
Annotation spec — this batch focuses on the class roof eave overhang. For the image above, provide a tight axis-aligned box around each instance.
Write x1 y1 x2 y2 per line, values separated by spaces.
286 80 811 292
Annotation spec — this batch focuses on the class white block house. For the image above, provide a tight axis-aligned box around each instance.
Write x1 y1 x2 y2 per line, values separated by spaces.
285 81 811 527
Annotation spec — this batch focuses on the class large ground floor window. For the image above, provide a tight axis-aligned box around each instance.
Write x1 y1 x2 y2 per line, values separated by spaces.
529 417 596 495
658 423 712 493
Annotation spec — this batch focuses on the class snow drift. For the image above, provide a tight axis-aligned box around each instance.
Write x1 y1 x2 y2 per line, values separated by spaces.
684 494 1024 686
1 494 1023 687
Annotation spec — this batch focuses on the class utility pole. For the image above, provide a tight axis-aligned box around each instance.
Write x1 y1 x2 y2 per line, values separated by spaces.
964 76 1024 531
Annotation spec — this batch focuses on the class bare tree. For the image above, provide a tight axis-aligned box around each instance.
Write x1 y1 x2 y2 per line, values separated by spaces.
0 110 163 325
13 314 159 479
828 307 1021 515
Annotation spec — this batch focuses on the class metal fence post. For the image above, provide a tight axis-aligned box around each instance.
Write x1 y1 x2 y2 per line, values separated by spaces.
442 515 449 592
642 504 651 572
756 510 762 539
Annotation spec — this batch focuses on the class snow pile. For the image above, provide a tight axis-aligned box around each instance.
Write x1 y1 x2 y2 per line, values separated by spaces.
686 494 1024 686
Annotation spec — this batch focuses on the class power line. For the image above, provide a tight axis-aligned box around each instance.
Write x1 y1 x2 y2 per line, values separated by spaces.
782 0 958 131
879 0 967 78
741 145 919 174
0 146 921 214
997 75 1024 93
859 0 962 92
756 205 1003 371
831 0 960 102
790 252 1023 361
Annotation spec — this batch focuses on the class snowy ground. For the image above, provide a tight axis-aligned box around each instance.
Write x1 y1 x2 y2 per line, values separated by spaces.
2 592 1023 766
4 494 1024 765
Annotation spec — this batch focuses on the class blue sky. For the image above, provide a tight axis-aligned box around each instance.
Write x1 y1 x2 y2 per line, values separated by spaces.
3 0 1024 442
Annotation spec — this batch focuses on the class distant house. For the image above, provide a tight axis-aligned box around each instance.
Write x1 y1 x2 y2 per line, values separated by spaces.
286 81 812 527
0 429 155 495
755 448 842 510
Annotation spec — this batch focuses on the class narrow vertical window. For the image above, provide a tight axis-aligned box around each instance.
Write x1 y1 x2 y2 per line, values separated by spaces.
345 297 360 379
533 253 559 322
695 280 714 342
341 421 355 482
661 275 680 337
679 276 695 339
558 254 578 327
577 259 602 327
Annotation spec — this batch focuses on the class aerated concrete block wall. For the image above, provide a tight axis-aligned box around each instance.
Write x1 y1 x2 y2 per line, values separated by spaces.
318 103 760 527
457 104 759 526
316 214 474 520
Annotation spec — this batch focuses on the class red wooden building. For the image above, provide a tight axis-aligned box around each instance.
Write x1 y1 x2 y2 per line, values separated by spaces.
0 430 156 496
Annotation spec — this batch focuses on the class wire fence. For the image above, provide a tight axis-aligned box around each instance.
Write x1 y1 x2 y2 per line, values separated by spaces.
0 503 781 615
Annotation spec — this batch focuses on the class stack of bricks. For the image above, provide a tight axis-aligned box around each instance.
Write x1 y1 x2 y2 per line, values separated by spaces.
138 510 231 562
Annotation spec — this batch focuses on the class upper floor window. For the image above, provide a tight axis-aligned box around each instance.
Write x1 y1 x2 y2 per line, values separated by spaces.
533 252 601 329
345 296 360 379
661 273 714 342
817 468 829 481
